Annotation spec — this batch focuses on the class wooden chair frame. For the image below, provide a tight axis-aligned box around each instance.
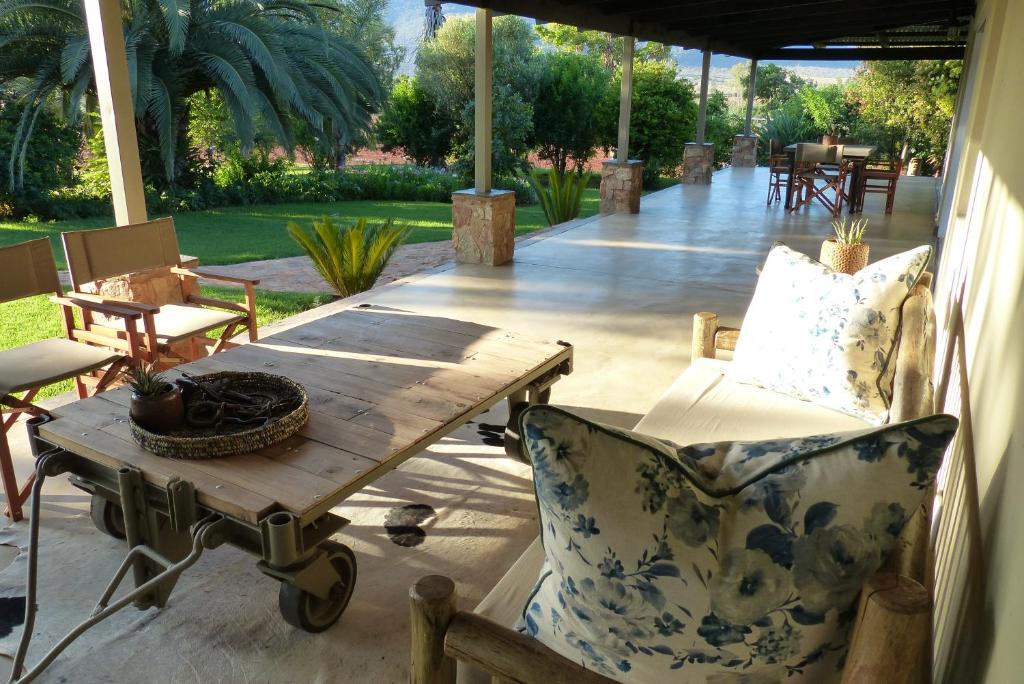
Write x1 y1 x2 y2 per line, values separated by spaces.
794 146 851 217
61 218 260 367
766 153 790 206
853 158 903 215
1 238 141 521
411 275 938 684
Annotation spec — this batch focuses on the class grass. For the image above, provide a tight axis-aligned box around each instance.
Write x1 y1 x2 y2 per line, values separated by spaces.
0 287 326 400
0 190 601 269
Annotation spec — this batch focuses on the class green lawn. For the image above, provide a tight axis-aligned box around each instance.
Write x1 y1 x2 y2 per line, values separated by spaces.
0 287 326 400
0 190 601 269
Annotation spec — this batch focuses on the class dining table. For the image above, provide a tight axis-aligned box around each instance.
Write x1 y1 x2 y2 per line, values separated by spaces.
782 143 878 213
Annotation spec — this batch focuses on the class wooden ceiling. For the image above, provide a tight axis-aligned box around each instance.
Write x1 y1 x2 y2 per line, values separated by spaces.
454 0 973 59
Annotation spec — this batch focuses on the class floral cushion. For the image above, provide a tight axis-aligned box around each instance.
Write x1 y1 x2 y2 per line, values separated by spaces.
729 244 932 424
518 405 957 684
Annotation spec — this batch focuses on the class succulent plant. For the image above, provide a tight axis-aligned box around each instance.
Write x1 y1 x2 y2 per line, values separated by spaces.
124 364 171 397
831 217 870 245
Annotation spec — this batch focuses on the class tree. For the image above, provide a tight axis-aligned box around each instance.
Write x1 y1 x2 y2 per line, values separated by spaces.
0 0 383 189
532 51 612 173
415 15 539 180
375 76 456 167
535 23 671 69
732 62 810 107
601 60 697 186
799 84 855 138
704 91 743 165
847 60 962 168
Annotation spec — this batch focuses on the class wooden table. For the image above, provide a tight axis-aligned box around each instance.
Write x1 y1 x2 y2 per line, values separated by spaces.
783 143 878 212
22 304 572 658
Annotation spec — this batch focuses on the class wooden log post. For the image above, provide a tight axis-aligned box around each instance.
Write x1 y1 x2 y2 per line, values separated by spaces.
474 8 493 194
616 36 635 162
841 574 931 684
744 58 758 136
410 575 458 684
692 312 719 361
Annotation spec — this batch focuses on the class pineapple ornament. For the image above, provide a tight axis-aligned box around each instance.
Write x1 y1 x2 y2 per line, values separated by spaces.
821 217 870 274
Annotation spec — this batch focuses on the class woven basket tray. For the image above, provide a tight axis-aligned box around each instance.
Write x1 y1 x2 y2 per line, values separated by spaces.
130 371 308 459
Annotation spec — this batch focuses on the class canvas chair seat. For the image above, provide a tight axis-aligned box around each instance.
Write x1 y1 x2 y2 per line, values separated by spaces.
0 338 121 397
105 304 244 344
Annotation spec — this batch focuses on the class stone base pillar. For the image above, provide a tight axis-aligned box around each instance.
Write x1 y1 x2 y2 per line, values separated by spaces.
452 189 516 265
682 143 714 185
599 160 644 214
731 134 758 167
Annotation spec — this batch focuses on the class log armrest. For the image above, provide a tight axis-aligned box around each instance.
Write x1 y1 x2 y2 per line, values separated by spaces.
171 266 261 286
691 312 740 361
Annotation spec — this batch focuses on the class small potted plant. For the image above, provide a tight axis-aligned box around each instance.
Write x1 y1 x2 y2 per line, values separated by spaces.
821 217 870 274
125 364 184 433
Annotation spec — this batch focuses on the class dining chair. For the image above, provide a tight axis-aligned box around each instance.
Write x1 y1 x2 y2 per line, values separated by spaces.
767 154 790 205
0 238 140 521
62 217 260 367
793 144 849 216
855 158 903 214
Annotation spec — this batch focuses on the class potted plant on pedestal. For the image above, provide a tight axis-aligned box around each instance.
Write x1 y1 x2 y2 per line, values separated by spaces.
125 364 184 433
821 217 870 274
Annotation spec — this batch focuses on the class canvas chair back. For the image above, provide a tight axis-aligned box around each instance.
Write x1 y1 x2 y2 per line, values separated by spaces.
62 217 182 290
794 142 831 164
827 144 845 164
0 238 62 304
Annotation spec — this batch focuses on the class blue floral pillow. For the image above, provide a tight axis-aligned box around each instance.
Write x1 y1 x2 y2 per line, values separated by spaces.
518 405 957 684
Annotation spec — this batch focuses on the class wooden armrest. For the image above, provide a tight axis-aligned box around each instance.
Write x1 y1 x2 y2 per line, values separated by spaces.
186 294 249 314
715 326 740 352
68 291 161 314
172 266 260 286
842 573 930 684
692 312 742 361
52 295 143 320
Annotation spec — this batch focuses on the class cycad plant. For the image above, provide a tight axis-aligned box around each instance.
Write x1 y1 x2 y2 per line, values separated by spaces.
831 217 870 244
288 216 408 297
523 168 591 227
0 0 382 189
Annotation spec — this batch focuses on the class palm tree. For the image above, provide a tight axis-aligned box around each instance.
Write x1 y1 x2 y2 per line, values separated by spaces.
0 0 383 189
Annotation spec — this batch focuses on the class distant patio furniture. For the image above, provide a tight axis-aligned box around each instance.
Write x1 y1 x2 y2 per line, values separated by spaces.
0 238 138 521
11 305 572 679
783 142 877 212
766 153 791 205
854 158 904 214
793 144 851 216
61 217 260 367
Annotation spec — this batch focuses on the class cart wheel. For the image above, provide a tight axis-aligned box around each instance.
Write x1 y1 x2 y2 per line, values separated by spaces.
504 401 531 462
279 542 357 633
534 388 552 404
90 495 126 540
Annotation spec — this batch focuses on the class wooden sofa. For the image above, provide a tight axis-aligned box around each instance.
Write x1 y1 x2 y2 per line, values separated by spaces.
410 275 937 684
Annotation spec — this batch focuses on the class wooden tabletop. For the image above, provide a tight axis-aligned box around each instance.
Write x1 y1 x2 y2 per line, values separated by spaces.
783 142 878 159
39 305 572 524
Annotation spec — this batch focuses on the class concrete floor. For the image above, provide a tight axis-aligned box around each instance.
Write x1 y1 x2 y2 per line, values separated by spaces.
0 166 940 678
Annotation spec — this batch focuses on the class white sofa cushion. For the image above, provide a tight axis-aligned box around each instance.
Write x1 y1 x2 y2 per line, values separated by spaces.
516 404 956 683
729 244 932 424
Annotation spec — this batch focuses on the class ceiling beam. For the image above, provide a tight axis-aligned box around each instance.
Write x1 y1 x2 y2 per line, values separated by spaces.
726 12 965 45
666 3 960 34
754 45 966 60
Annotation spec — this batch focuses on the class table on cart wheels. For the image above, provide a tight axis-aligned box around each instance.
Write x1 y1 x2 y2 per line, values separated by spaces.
15 304 572 679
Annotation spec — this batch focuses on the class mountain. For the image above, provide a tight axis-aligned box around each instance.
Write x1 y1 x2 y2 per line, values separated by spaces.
384 1 859 84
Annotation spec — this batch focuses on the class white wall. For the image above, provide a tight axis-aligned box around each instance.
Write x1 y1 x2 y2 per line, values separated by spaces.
930 0 1024 679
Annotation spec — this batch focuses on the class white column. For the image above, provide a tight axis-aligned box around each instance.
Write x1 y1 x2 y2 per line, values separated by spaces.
474 8 493 194
616 36 636 162
695 48 712 144
745 58 758 135
84 0 147 225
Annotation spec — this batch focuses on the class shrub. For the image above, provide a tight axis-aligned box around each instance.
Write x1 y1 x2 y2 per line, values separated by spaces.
287 216 409 296
375 76 456 167
523 168 590 226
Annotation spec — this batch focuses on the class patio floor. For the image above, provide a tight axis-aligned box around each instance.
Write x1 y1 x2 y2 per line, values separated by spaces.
0 166 940 680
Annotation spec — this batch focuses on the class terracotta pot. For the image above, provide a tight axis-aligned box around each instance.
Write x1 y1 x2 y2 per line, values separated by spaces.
820 239 869 275
821 134 839 146
130 384 185 434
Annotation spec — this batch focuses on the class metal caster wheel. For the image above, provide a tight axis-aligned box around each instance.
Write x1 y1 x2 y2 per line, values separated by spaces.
90 494 126 540
279 542 357 633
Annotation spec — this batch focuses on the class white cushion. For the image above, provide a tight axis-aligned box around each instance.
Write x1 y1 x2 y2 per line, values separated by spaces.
729 244 932 424
517 405 957 683
106 304 243 343
0 338 120 396
635 359 868 445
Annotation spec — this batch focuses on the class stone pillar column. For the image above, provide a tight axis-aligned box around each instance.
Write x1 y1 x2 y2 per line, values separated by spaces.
600 160 644 214
682 143 715 185
731 134 758 168
452 189 516 266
